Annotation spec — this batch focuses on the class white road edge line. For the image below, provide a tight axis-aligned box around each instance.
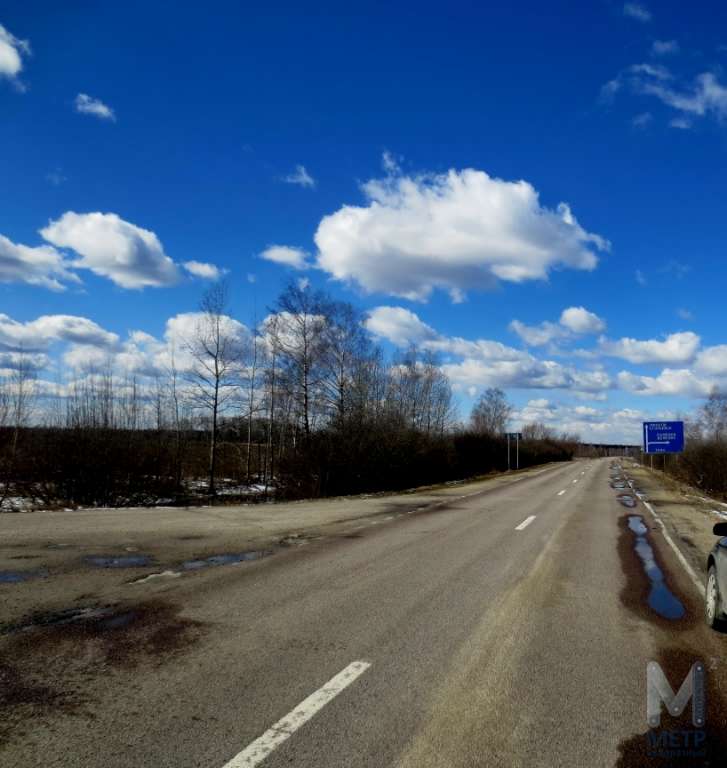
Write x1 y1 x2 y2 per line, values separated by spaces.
222 661 372 768
642 501 705 597
515 515 536 531
557 490 566 496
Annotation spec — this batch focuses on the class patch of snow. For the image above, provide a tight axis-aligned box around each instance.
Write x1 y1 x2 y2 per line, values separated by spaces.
131 570 182 584
0 496 36 511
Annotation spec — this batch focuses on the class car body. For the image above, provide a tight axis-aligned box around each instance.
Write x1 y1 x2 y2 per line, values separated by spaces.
705 522 727 628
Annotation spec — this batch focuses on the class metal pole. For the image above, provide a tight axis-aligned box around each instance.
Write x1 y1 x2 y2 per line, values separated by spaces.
516 434 520 470
507 434 511 471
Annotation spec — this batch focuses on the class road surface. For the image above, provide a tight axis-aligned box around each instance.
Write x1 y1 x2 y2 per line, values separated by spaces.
2 458 726 767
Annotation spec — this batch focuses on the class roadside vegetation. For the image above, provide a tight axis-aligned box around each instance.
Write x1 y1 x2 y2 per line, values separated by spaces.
0 283 578 509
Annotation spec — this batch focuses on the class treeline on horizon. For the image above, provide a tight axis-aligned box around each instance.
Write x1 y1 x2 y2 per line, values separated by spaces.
0 281 579 509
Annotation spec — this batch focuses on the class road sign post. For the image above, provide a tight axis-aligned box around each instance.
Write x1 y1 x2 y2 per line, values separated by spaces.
642 421 685 455
504 432 522 471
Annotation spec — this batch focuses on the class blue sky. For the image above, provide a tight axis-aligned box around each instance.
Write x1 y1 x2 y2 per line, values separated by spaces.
2 0 727 441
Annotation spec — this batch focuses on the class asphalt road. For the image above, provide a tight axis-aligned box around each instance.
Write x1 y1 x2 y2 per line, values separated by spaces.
3 458 727 767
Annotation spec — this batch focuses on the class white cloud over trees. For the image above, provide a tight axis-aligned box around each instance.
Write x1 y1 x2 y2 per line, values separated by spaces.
312 168 608 302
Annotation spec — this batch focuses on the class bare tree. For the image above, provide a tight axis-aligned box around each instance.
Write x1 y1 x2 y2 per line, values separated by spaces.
185 281 243 494
1 350 37 508
167 341 185 487
471 387 511 436
701 388 727 441
319 300 371 427
272 282 328 441
0 374 9 427
9 350 37 431
241 321 264 484
351 346 388 427
521 422 554 440
418 351 454 436
261 313 281 494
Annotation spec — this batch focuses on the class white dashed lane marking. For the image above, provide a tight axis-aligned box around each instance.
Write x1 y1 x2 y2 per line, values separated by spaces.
515 515 536 531
222 661 372 768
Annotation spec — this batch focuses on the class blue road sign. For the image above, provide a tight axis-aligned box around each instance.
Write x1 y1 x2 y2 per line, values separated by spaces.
643 421 685 454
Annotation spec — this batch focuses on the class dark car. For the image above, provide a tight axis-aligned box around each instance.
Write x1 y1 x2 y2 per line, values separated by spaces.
706 522 727 628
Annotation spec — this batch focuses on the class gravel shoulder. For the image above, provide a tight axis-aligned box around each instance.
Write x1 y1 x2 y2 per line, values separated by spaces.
626 461 726 579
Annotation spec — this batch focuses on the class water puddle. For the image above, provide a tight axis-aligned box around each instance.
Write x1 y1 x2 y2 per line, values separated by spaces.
181 551 272 570
0 569 48 584
129 550 273 585
618 494 638 508
627 515 685 620
84 555 154 568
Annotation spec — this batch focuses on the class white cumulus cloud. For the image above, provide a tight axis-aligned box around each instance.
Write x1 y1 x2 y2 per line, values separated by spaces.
74 93 115 121
314 168 608 302
617 368 711 397
0 23 30 83
599 331 700 365
509 320 564 347
510 306 605 347
260 245 310 270
0 233 78 291
365 306 438 347
0 313 119 352
40 212 179 289
182 260 225 280
559 307 606 334
696 345 727 376
365 306 611 396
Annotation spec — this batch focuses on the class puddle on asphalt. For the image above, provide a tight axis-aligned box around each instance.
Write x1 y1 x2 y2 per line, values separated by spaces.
180 551 272 570
617 494 637 508
0 569 48 584
84 555 154 568
129 550 273 585
627 515 685 620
